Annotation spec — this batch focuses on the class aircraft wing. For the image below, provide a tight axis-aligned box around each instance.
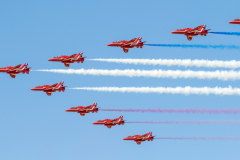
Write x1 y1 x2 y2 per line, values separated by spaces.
134 136 145 141
193 26 201 30
44 83 58 91
9 64 21 71
105 120 115 124
107 118 119 124
78 107 90 111
186 26 201 33
141 134 148 137
122 38 137 47
186 29 197 34
62 54 77 61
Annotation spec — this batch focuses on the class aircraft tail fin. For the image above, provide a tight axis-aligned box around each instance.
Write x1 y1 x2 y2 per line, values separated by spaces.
198 24 206 31
90 102 97 109
74 52 83 59
147 132 152 138
133 37 142 44
56 81 64 89
19 63 28 70
117 115 123 122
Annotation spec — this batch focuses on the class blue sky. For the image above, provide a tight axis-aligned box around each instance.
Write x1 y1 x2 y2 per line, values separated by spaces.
1 0 240 160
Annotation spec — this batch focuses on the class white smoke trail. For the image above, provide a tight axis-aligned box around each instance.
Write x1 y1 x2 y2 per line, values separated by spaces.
69 86 240 96
35 69 240 81
89 58 240 69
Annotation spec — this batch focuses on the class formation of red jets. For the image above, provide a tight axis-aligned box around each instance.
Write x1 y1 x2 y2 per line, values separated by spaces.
65 103 154 145
2 19 239 145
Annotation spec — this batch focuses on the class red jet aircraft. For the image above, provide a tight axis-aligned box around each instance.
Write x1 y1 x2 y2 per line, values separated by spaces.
65 103 98 116
229 19 240 24
48 52 86 67
171 24 210 41
0 63 31 78
92 115 125 128
31 81 66 96
107 37 146 53
123 132 155 145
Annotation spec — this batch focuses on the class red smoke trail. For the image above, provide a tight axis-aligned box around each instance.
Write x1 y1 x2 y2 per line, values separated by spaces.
126 120 240 124
155 137 240 140
100 108 240 114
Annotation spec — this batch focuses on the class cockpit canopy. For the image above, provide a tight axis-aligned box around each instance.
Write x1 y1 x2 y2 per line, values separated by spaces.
71 106 77 109
54 55 66 58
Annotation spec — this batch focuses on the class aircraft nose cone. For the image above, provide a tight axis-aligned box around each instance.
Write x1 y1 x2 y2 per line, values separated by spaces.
123 137 128 140
92 121 98 124
48 58 54 61
31 87 36 91
65 109 70 112
229 21 234 24
171 31 177 34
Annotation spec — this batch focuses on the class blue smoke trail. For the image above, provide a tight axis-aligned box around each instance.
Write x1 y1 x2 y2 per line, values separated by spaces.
145 44 240 49
209 32 240 36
